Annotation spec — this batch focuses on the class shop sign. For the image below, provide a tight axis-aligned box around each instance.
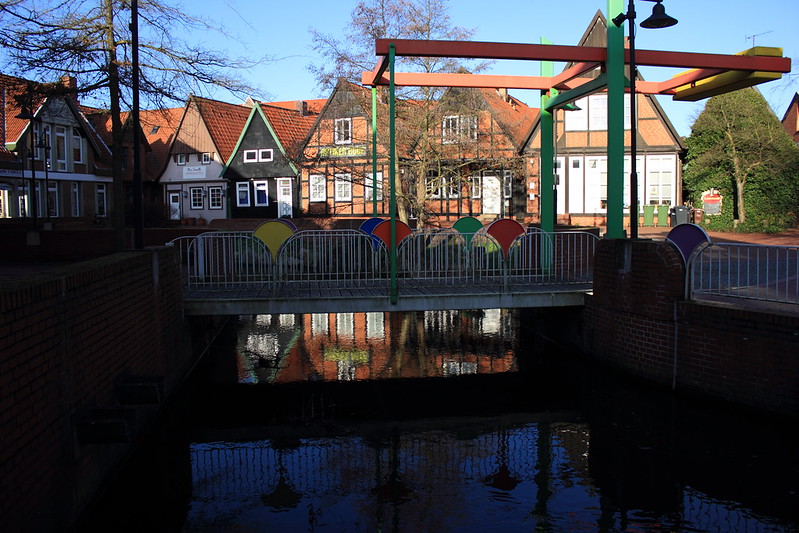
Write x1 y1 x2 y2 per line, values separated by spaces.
183 166 206 179
701 188 722 215
320 146 367 158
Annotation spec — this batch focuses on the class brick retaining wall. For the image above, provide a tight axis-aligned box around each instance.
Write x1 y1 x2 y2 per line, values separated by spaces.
0 247 218 532
586 239 798 417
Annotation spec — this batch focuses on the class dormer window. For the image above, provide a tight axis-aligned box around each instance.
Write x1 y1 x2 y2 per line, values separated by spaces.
334 118 352 145
177 153 186 166
201 152 212 164
258 149 273 162
243 150 258 163
150 125 160 134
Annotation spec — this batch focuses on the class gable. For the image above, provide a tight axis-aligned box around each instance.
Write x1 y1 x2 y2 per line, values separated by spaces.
223 109 296 180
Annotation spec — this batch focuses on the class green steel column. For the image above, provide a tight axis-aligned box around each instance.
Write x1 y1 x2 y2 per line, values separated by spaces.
389 43 398 304
372 86 378 217
606 0 625 238
539 38 555 235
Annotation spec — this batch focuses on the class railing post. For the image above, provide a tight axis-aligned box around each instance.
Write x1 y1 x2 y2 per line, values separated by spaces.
389 43 398 305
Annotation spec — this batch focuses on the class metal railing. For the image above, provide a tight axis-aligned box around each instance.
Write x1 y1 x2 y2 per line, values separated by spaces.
168 229 599 295
687 242 799 304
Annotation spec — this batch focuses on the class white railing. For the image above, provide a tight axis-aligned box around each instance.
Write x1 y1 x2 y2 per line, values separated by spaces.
168 229 599 294
688 243 799 304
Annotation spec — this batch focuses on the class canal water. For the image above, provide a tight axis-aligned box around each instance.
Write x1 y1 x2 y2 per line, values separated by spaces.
82 309 799 532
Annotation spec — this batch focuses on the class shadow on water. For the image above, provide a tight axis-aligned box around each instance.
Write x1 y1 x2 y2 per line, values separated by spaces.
80 309 799 532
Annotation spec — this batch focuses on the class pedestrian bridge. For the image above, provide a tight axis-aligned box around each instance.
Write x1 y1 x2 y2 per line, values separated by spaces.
169 228 599 315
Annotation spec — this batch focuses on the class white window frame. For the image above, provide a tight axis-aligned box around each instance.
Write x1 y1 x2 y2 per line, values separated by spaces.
46 182 58 217
258 149 273 162
365 172 383 202
442 115 477 144
471 174 482 199
96 183 107 217
72 129 84 164
254 180 269 206
334 173 352 202
337 312 354 337
71 182 81 217
366 312 384 339
190 187 203 210
208 186 223 210
334 118 352 145
310 174 326 202
588 94 607 131
55 126 67 171
426 170 442 198
565 97 589 131
236 182 250 207
201 152 211 165
311 313 329 336
503 170 513 199
176 153 186 166
647 155 675 206
442 115 460 144
243 150 258 163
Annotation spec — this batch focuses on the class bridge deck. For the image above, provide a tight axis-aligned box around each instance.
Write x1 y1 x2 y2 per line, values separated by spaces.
183 280 592 315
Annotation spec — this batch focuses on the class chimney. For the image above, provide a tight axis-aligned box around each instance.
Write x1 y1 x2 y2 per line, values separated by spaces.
295 100 308 116
60 75 78 104
497 88 509 102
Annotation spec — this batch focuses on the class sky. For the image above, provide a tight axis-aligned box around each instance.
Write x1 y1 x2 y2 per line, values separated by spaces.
14 0 796 138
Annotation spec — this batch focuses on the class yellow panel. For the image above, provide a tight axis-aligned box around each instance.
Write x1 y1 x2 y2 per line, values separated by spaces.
672 47 784 102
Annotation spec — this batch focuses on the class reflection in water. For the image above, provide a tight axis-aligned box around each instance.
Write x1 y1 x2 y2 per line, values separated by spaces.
182 310 799 532
235 309 516 384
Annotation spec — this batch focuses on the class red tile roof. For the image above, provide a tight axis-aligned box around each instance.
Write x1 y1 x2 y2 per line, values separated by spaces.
259 101 323 157
481 88 539 150
140 108 182 180
192 96 252 161
1 73 46 145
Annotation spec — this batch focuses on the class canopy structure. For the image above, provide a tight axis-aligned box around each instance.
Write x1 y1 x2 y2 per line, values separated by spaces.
361 0 790 240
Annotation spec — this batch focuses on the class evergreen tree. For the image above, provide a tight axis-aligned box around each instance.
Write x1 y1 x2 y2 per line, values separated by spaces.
684 88 799 232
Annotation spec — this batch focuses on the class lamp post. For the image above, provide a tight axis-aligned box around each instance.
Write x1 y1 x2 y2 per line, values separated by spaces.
37 132 51 224
15 102 39 229
613 0 676 238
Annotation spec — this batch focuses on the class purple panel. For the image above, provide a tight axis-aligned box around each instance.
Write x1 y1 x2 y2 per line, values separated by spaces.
666 223 711 265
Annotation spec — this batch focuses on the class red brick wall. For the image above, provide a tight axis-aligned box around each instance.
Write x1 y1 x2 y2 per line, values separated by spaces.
586 239 799 417
0 247 212 531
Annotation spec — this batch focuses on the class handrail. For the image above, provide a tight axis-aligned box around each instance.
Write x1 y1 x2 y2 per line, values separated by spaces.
687 242 799 304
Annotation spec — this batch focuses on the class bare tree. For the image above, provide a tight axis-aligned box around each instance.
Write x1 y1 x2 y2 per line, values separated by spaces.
0 0 263 246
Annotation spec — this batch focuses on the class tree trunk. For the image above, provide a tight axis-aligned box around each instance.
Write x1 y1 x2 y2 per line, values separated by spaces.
105 0 126 250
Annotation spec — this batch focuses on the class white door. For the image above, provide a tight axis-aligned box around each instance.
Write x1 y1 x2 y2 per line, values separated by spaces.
168 192 181 220
482 173 501 215
277 178 293 218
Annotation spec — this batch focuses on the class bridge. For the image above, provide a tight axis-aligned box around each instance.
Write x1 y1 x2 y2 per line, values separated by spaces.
169 228 598 315
168 226 799 316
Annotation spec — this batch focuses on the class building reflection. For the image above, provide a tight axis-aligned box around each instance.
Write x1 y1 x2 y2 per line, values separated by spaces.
235 310 518 385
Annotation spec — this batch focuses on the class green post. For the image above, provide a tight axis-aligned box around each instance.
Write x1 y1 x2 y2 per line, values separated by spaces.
371 86 379 217
389 43 398 304
539 37 555 236
606 0 625 238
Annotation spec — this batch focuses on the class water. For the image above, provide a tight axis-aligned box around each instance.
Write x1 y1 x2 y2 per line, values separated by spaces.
82 310 799 532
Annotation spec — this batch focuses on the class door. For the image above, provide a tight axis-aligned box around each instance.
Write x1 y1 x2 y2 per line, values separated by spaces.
277 178 293 218
482 173 501 215
168 192 181 220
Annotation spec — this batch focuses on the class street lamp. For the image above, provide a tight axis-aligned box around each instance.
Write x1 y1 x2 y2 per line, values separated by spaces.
15 102 39 229
37 131 51 223
613 0 677 238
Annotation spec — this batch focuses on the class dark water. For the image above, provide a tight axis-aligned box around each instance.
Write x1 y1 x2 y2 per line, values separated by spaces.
81 310 799 532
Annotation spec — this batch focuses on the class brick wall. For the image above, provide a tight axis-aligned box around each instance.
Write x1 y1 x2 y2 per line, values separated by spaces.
0 247 217 532
586 239 799 417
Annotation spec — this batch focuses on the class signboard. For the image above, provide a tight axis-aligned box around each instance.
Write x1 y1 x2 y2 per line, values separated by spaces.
320 146 367 158
701 188 723 215
183 166 206 179
0 169 22 178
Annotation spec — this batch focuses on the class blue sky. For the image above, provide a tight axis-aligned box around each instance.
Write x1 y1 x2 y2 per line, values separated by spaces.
196 0 798 138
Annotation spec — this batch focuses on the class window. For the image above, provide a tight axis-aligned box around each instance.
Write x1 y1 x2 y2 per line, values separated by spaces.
647 155 674 205
72 129 83 164
334 118 352 145
208 186 223 209
34 124 52 161
311 313 329 336
334 173 351 201
442 115 477 144
190 187 203 209
366 312 384 339
427 170 459 199
46 182 58 217
71 183 81 217
310 174 326 202
426 170 442 198
55 126 67 171
201 152 211 165
176 153 186 166
336 312 354 337
365 172 383 202
258 149 273 162
254 180 269 206
503 170 513 199
565 97 589 131
471 175 481 198
588 95 607 131
96 183 107 216
236 182 250 207
150 125 160 134
243 150 258 163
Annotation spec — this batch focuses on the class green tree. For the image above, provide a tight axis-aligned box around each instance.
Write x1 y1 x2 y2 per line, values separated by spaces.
0 0 259 246
684 87 799 232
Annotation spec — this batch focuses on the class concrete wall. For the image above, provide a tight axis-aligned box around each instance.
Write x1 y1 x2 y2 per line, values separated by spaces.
0 247 219 532
586 239 799 417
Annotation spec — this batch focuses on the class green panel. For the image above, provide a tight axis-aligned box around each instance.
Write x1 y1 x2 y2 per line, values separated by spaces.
606 0 625 238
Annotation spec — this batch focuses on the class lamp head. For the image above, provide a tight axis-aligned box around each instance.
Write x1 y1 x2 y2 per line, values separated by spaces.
612 13 628 28
640 0 678 29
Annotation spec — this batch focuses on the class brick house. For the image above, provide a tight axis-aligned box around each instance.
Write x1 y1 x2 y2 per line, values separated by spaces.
781 93 799 144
